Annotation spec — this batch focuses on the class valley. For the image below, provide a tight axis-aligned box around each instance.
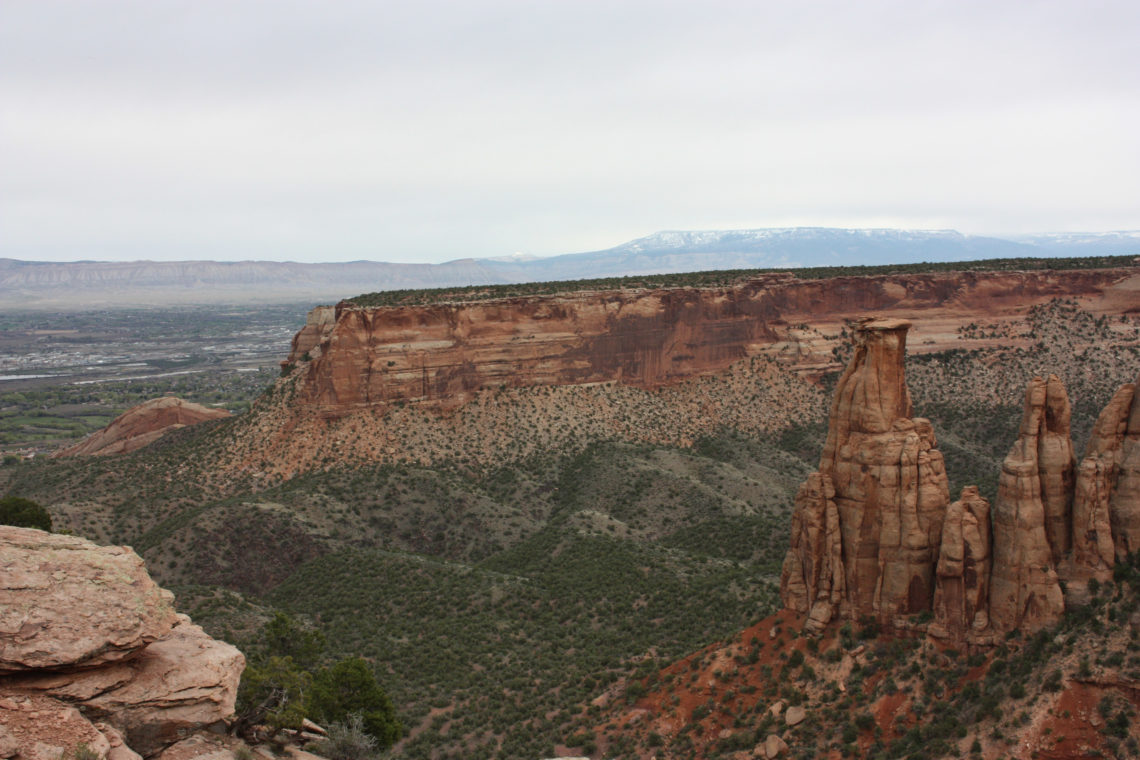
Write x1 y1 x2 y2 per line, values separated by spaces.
1 258 1139 759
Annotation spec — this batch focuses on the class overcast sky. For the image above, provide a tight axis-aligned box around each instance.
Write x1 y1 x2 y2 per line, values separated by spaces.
2 1 1138 263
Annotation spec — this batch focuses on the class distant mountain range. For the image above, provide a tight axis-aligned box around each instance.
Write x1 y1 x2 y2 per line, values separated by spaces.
2 228 1137 309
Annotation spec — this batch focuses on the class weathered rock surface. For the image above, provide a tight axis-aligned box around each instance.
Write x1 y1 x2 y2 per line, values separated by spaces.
0 694 112 760
1107 371 1140 559
779 473 845 632
1064 380 1136 587
286 305 336 365
0 526 178 672
781 318 950 627
54 397 231 457
0 527 245 758
292 269 1132 411
10 616 244 756
989 376 1070 634
931 487 991 638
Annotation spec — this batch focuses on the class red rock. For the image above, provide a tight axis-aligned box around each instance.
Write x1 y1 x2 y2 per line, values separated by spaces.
286 305 336 364
931 487 992 638
54 397 230 457
988 377 1069 634
822 319 949 624
290 269 1132 413
781 318 950 628
1108 371 1140 559
0 526 178 672
1063 381 1134 590
779 473 845 632
0 530 245 758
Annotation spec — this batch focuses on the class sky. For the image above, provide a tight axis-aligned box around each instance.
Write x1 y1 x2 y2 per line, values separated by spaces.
2 0 1139 264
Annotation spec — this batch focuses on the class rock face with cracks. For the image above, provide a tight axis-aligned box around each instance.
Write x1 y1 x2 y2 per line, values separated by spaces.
931 486 992 639
780 321 1140 643
781 318 950 631
0 526 244 758
988 376 1070 634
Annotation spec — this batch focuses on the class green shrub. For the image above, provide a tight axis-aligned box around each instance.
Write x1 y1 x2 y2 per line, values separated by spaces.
0 495 51 531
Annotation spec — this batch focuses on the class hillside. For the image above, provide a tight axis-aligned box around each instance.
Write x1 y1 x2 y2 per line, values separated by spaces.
2 259 1138 759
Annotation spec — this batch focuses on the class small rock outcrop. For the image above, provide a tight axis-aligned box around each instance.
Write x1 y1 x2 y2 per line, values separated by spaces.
931 486 992 639
0 526 244 758
988 376 1070 633
779 473 845 631
781 318 950 630
54 397 231 457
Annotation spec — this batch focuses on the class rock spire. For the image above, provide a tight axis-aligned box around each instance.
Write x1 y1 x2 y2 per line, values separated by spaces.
781 318 950 631
780 321 1140 643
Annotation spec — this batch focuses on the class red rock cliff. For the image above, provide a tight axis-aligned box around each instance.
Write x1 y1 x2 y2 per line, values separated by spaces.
289 268 1135 412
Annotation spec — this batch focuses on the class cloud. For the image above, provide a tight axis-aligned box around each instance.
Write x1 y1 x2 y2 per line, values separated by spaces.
2 0 1138 262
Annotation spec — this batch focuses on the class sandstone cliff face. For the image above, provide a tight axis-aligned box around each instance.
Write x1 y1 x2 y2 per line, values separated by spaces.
988 376 1071 633
0 527 244 758
931 487 991 638
54 397 231 457
289 268 1134 413
779 473 845 632
1107 371 1140 559
286 305 336 364
780 318 950 629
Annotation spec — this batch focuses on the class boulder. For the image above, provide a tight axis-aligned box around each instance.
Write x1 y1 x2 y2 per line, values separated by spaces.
784 705 806 726
763 733 789 758
9 616 243 757
932 487 991 638
154 735 243 760
0 529 245 759
0 526 178 672
989 377 1068 634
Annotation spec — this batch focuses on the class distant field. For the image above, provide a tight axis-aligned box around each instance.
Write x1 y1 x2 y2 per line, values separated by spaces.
0 304 303 454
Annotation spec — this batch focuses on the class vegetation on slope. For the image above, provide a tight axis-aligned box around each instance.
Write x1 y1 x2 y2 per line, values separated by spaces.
346 255 1137 308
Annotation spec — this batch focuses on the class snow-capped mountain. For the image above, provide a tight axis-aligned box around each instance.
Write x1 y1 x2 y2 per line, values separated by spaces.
2 228 1135 309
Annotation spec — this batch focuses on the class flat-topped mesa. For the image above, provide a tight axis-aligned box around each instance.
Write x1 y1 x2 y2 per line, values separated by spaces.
988 376 1070 633
781 317 950 631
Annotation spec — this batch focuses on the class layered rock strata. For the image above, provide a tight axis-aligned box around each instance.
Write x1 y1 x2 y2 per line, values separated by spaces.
0 527 244 758
289 268 1134 412
779 473 845 631
988 376 1070 633
781 318 950 631
931 487 991 639
54 397 231 457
